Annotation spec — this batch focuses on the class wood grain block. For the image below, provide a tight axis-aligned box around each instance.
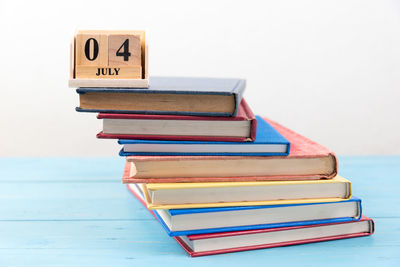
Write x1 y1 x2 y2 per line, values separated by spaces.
75 66 142 79
71 30 147 84
108 34 141 66
75 32 108 66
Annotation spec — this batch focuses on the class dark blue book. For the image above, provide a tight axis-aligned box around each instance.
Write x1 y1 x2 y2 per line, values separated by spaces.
118 116 290 156
128 184 363 237
76 76 245 117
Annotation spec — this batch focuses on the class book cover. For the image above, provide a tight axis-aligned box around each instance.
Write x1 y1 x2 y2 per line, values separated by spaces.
138 176 352 210
177 216 374 257
127 184 363 237
117 116 290 156
76 76 245 117
122 117 337 183
96 99 257 142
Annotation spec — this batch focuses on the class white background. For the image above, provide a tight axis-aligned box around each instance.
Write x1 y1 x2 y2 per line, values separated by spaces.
1 0 399 156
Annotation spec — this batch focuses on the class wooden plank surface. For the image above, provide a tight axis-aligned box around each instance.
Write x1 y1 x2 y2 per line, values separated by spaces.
0 157 399 266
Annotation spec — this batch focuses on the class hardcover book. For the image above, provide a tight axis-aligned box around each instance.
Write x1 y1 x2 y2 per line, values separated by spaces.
128 183 363 237
122 117 337 183
118 116 289 156
177 216 374 257
76 76 245 117
97 99 257 142
132 175 352 210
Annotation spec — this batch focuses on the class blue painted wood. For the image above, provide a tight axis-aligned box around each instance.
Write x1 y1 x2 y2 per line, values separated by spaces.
0 156 398 266
0 157 125 182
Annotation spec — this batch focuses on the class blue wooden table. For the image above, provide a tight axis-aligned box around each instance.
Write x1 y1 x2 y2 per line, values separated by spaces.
0 156 399 266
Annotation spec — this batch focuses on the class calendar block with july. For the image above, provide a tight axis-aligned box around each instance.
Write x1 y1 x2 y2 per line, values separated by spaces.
69 30 149 88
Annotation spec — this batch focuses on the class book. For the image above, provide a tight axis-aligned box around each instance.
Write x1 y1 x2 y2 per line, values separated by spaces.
76 76 245 117
132 175 351 210
122 117 337 183
128 184 362 236
118 116 289 156
177 216 374 257
96 99 257 142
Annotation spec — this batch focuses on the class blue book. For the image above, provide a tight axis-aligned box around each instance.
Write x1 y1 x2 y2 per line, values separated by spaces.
128 184 362 237
118 116 290 156
76 76 245 117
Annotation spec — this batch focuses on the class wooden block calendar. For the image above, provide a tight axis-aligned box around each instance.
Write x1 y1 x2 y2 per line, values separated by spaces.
69 30 149 88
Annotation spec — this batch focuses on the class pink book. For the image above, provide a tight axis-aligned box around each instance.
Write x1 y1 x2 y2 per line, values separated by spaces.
176 216 374 257
122 118 338 183
97 99 257 142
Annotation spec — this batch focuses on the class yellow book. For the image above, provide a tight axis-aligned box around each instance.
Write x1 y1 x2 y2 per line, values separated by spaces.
132 175 352 210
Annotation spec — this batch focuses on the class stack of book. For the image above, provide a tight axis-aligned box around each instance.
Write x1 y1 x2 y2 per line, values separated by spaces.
76 76 374 257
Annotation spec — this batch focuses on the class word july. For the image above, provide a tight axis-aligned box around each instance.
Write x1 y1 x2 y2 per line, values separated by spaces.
95 68 120 76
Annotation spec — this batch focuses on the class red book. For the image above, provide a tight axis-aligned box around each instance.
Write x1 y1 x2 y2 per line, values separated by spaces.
122 117 337 183
176 216 374 257
97 99 256 142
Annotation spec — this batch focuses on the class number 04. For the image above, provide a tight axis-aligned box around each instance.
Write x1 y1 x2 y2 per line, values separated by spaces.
84 38 131 62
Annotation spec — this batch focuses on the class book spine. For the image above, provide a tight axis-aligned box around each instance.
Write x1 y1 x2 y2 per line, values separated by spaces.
228 79 246 117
